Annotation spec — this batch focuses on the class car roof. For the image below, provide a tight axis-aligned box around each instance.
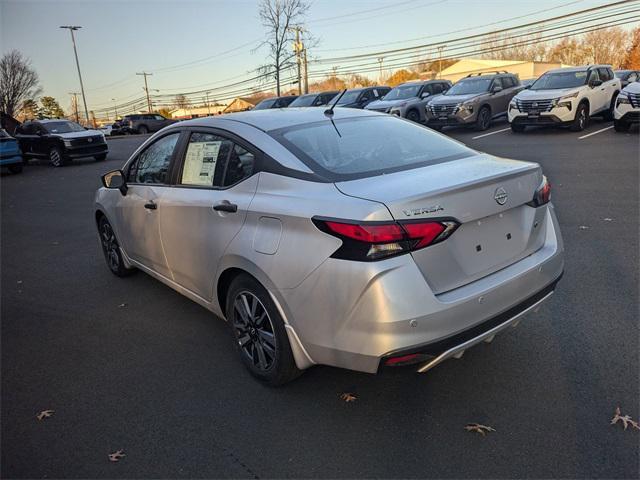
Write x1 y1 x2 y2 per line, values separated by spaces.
398 79 444 86
170 107 383 133
36 119 70 123
546 64 612 74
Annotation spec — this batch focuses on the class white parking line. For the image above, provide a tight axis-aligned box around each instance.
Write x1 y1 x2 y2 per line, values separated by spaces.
471 127 511 140
578 126 614 139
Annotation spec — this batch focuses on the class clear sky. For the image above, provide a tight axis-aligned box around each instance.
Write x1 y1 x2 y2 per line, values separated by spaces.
0 0 627 114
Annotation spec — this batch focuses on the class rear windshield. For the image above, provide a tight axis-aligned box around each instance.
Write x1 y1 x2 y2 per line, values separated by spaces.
271 116 473 180
531 71 588 90
336 91 361 104
43 121 85 133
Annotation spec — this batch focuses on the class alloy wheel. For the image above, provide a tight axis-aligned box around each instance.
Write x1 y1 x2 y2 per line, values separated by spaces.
579 109 586 129
50 149 62 167
232 291 277 372
100 221 120 272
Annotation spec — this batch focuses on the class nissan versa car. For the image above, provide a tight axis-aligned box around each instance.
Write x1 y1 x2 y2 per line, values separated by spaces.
426 72 522 131
95 108 564 385
16 119 108 167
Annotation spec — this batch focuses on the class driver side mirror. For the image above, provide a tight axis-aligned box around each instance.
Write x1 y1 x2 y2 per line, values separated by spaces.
420 92 431 99
491 85 503 94
589 79 603 88
102 169 127 196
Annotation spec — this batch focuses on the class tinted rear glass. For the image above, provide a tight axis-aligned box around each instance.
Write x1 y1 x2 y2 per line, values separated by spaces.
289 95 318 107
254 99 277 110
271 116 472 180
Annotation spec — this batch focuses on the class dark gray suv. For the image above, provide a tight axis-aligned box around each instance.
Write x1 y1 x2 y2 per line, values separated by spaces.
426 72 523 131
123 114 176 134
365 80 451 123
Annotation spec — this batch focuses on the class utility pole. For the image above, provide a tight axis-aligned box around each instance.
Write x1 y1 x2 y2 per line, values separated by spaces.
136 72 153 112
68 92 80 123
60 26 89 125
437 45 446 79
112 98 118 119
332 66 338 90
377 57 384 83
289 26 304 95
206 91 211 115
303 49 309 94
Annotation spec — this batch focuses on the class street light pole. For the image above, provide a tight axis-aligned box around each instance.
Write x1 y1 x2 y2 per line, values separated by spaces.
112 98 118 119
60 26 89 125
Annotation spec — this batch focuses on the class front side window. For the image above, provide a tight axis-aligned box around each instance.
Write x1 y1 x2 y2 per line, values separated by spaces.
128 132 180 184
253 99 276 110
597 68 612 82
629 73 638 82
531 71 588 90
289 95 316 107
273 116 472 180
336 91 361 105
446 78 492 95
154 115 165 120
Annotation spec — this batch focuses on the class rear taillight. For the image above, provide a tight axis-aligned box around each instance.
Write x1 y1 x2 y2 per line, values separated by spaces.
313 217 459 261
527 175 551 207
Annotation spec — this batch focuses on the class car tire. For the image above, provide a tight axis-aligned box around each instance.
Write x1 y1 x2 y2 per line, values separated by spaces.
226 274 302 386
614 119 629 132
510 123 526 133
98 216 136 277
406 109 420 123
94 154 107 161
602 95 617 121
137 125 148 134
49 147 66 167
570 102 589 132
475 106 491 131
8 164 23 173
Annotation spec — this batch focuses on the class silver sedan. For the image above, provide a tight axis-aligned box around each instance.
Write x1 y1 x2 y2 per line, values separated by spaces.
95 107 564 385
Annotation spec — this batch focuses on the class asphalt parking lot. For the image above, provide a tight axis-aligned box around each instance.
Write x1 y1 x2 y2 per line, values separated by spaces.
1 119 638 478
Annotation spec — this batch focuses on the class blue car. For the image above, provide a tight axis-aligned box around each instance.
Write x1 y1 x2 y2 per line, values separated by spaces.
0 128 23 173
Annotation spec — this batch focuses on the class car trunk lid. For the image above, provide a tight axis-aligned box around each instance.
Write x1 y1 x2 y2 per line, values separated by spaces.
335 154 547 294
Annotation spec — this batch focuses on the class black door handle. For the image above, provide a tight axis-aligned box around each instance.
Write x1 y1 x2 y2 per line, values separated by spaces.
144 201 157 210
213 202 238 213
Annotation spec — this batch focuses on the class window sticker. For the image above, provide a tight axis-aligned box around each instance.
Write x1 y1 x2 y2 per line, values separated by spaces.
575 72 587 78
182 141 221 186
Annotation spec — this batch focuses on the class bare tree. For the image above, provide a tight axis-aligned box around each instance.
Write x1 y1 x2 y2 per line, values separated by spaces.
582 27 629 68
257 0 310 96
0 50 41 117
174 94 190 109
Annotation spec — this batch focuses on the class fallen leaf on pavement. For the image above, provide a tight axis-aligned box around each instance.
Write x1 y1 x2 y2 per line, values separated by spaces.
36 410 54 421
579 226 590 230
465 423 495 436
108 450 126 462
340 393 357 403
603 218 613 222
611 407 640 431
118 303 127 308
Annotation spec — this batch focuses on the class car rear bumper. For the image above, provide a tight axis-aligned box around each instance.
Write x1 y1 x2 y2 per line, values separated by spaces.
66 144 108 158
279 204 564 374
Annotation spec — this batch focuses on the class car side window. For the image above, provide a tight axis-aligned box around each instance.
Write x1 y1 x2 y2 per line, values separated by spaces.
127 132 180 184
154 115 165 121
180 132 232 187
431 83 443 94
361 90 374 101
629 72 638 82
597 68 611 82
223 144 255 187
492 77 504 90
588 69 600 83
502 77 515 88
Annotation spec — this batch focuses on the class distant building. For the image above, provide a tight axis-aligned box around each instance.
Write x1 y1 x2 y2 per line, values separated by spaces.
169 105 227 119
437 58 574 82
223 97 255 113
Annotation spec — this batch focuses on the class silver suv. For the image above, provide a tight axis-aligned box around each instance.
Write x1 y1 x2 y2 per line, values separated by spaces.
426 72 522 130
365 80 451 123
95 108 564 385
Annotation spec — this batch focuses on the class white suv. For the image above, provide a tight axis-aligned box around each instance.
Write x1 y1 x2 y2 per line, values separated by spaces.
614 81 640 132
508 65 621 132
